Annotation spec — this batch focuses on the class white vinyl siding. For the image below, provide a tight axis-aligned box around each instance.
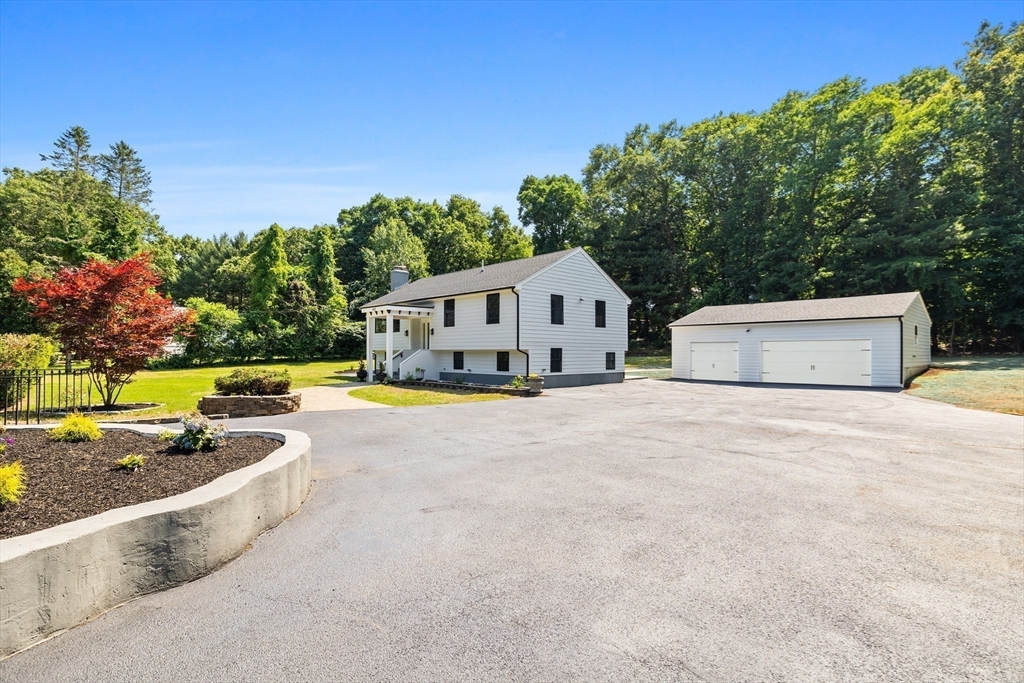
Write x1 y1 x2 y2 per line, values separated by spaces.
902 295 931 382
428 290 518 351
690 342 739 381
761 339 872 386
672 318 902 387
437 350 527 376
519 250 629 377
370 318 412 354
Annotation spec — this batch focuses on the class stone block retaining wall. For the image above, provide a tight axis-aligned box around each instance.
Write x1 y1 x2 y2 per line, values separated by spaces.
199 392 301 418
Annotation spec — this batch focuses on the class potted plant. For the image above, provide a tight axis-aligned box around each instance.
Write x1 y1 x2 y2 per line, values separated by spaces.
356 359 368 382
414 366 425 380
526 373 544 394
374 361 387 382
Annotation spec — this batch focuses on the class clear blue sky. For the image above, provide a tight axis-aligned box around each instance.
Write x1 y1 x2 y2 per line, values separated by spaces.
1 1 1020 238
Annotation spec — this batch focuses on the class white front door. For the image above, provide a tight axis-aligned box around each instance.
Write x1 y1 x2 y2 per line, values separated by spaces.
760 339 871 386
690 342 739 381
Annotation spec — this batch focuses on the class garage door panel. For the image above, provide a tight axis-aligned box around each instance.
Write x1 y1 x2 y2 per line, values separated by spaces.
761 340 871 386
690 342 738 381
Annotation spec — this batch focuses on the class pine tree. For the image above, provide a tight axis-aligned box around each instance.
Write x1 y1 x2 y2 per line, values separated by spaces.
97 141 153 205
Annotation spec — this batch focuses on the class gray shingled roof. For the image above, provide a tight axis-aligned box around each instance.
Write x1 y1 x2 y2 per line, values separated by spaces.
669 292 921 327
361 248 575 308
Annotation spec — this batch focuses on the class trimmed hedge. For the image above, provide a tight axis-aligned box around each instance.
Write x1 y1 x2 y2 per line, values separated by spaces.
213 368 291 396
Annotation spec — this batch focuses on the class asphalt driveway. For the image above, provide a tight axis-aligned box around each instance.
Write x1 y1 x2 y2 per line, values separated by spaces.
3 380 1022 682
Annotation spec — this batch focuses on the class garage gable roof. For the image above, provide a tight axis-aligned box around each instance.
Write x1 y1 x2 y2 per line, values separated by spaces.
669 292 923 327
361 248 575 308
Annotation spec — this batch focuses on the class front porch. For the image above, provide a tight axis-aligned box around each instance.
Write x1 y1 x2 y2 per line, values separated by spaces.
363 304 436 381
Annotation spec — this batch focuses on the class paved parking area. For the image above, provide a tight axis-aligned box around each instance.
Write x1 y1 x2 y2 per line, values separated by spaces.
3 380 1022 682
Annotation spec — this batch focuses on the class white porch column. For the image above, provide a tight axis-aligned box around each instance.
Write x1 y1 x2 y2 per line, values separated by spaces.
385 312 394 378
365 315 374 383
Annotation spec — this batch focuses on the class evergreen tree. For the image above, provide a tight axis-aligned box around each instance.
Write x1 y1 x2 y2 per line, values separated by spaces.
97 141 153 205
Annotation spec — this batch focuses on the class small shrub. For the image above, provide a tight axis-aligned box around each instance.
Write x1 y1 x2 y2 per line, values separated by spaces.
157 428 176 442
213 368 291 396
48 413 104 442
0 460 26 506
453 375 465 385
172 412 228 452
115 453 145 472
404 372 415 381
0 333 57 371
507 375 526 389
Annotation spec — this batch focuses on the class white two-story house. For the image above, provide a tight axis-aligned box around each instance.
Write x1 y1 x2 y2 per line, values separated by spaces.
360 247 631 388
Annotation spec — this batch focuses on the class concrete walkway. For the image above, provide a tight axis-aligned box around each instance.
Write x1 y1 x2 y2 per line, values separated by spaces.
297 382 380 412
2 380 1021 681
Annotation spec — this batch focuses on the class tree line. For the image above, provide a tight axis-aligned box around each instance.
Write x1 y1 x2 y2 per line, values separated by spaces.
517 23 1022 352
2 22 1019 359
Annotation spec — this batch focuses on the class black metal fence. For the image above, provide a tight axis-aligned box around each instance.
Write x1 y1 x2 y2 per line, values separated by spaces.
1 369 93 425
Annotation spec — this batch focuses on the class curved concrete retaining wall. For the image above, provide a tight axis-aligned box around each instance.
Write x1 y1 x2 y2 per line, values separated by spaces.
199 392 301 418
0 425 311 658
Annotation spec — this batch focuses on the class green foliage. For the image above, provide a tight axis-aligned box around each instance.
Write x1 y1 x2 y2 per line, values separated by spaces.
115 453 146 472
250 224 290 311
48 413 104 442
359 219 430 305
214 368 292 396
518 174 588 254
157 428 176 442
507 374 526 389
0 334 56 370
581 22 1024 350
177 297 241 365
0 460 27 507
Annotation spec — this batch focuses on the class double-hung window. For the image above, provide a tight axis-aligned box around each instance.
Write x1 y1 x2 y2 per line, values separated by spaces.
550 294 564 325
550 348 562 373
606 352 616 370
486 293 500 324
453 351 464 370
374 318 386 334
444 299 455 327
496 351 509 372
595 300 606 328
393 318 401 333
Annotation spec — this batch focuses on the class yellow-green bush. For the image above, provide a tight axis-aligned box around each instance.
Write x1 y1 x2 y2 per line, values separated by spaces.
0 460 26 506
48 413 104 442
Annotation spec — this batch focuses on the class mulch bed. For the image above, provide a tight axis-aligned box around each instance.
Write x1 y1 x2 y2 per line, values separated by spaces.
0 428 280 540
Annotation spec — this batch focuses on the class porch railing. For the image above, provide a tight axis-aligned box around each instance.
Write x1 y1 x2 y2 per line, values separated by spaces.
1 369 94 425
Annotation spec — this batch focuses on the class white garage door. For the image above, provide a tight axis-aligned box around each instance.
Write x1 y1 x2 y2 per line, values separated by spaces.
690 342 739 381
761 340 871 386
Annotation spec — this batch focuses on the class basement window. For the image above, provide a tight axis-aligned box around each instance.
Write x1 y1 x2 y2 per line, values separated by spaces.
606 352 616 370
497 351 509 372
550 348 562 373
453 351 464 370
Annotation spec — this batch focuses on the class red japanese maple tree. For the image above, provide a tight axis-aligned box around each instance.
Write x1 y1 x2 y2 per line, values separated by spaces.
13 255 194 407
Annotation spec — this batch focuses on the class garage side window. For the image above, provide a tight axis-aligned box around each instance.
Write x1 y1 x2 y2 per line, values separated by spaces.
453 351 464 370
374 318 386 334
915 325 919 344
595 300 606 328
550 294 563 325
550 348 562 373
606 352 615 370
496 351 509 372
444 299 455 327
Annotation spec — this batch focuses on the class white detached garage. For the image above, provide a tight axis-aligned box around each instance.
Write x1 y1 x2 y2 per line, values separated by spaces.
670 292 931 388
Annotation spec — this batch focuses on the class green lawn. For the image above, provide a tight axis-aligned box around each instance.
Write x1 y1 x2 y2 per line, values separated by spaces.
110 360 361 419
625 354 671 378
348 385 509 407
907 356 1023 415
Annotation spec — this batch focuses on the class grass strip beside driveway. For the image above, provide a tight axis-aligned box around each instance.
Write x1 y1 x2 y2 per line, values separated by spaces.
347 385 509 407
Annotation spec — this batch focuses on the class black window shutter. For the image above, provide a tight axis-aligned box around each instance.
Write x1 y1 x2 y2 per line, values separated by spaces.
551 294 563 325
486 293 500 324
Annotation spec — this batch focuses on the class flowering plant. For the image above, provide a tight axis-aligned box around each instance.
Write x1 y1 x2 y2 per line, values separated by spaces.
0 434 13 455
172 412 228 452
